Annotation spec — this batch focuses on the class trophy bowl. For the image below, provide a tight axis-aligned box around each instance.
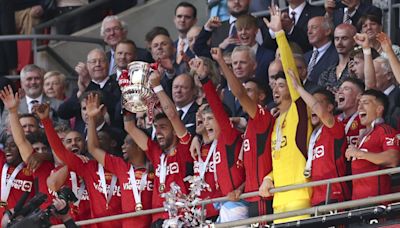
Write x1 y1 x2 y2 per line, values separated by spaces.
119 61 155 113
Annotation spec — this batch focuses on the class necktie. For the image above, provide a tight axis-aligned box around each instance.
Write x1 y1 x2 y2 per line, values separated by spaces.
176 40 184 64
291 11 296 24
230 22 237 38
109 53 117 75
307 49 319 78
178 110 184 119
343 10 351 24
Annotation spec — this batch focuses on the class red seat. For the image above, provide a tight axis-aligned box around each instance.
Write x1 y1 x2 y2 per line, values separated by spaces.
17 40 33 72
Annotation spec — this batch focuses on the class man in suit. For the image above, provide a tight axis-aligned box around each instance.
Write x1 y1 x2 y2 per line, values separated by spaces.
373 57 400 130
193 0 267 56
173 2 197 63
325 0 382 29
172 73 198 135
110 39 137 82
100 15 152 75
304 16 338 84
0 64 65 135
58 49 122 138
150 34 187 98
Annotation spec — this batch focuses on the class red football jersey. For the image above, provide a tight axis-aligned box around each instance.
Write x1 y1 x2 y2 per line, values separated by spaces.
32 160 54 210
42 118 122 228
243 105 274 202
145 138 193 222
49 165 92 224
0 154 34 219
310 121 351 206
104 153 154 228
202 79 245 196
352 123 400 200
336 113 365 146
193 142 222 218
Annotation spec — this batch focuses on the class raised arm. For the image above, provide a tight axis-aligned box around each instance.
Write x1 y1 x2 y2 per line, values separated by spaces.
264 5 301 101
34 104 83 171
288 70 335 128
0 86 33 162
149 71 188 138
86 93 106 166
377 32 400 84
354 33 376 89
210 48 258 119
124 113 149 151
47 165 69 192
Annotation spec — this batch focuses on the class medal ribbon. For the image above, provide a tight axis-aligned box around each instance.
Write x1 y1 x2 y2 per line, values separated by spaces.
1 163 24 202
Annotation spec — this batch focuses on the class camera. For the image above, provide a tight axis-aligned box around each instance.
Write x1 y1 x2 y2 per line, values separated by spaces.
6 187 78 228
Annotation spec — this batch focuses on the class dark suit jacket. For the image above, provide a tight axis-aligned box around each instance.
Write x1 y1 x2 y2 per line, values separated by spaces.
262 3 325 53
193 17 268 57
180 102 198 136
385 86 400 130
332 2 382 30
222 88 246 118
174 39 195 60
304 43 338 83
58 77 122 132
106 47 153 65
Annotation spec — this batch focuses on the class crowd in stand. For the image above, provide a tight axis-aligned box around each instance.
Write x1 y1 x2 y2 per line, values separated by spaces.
0 0 400 227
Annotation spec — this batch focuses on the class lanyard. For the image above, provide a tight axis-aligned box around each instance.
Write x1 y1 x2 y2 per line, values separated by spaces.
128 165 147 211
304 126 323 177
1 163 24 202
343 112 358 134
159 153 168 192
98 164 117 209
70 171 86 206
358 118 384 148
198 140 218 180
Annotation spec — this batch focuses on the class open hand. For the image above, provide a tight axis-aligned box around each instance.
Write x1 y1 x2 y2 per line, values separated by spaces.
263 3 282 33
376 32 392 52
86 93 104 118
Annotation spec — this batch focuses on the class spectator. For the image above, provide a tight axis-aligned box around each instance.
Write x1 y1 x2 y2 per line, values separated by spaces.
19 113 40 135
305 16 338 84
150 34 186 98
324 0 382 29
349 44 380 83
265 0 325 53
0 64 66 135
111 40 137 81
318 24 357 91
336 78 365 146
173 2 198 63
101 15 151 74
194 0 267 57
172 73 198 135
187 26 202 56
358 14 400 59
372 57 400 129
58 48 122 136
43 71 67 101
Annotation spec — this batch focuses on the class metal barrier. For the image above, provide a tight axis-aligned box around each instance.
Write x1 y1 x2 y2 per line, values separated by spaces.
33 0 112 33
51 166 400 227
0 34 104 78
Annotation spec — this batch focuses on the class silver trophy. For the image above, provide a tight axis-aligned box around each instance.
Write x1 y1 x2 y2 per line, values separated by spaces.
119 61 157 113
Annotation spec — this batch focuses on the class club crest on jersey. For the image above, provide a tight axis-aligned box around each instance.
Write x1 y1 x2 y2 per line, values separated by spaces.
351 121 358 130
